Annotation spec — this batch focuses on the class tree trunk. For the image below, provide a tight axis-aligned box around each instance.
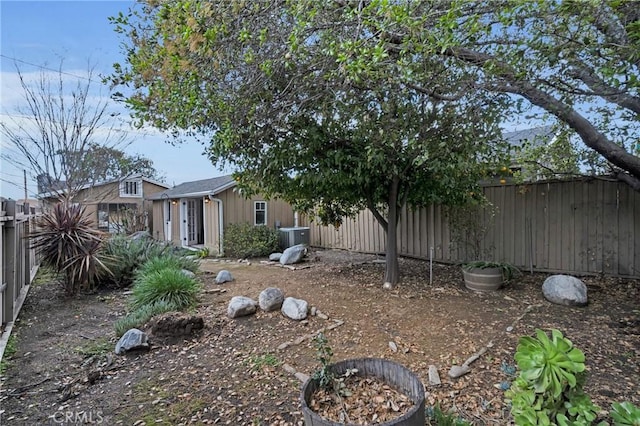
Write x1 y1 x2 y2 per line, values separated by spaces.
384 176 401 288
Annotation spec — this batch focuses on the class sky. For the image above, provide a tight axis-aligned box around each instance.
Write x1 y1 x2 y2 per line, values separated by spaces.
0 0 225 200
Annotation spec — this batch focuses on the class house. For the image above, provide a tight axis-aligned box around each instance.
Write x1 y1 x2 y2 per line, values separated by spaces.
147 175 301 255
503 125 559 178
38 175 170 233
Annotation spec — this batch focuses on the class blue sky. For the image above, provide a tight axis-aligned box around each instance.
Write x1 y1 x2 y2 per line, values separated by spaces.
0 1 223 200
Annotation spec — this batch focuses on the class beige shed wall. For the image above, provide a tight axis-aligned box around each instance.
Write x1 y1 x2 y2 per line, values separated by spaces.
216 189 297 229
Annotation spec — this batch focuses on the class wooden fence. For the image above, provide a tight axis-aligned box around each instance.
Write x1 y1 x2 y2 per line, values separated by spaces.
307 178 640 278
1 199 41 331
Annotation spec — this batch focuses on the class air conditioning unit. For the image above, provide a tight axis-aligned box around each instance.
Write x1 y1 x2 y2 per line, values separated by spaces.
278 227 310 249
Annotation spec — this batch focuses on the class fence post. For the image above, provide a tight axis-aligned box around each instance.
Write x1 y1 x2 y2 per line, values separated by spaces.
2 200 17 325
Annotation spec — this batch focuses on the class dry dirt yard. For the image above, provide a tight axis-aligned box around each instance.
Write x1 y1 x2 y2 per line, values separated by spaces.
1 249 639 425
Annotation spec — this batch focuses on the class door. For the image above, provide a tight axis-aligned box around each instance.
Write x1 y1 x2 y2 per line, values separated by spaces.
187 199 198 245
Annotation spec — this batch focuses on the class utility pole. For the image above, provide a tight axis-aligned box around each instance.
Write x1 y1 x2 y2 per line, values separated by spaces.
23 169 28 202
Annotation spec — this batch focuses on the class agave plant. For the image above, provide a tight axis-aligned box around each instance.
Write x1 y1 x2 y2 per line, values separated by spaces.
30 202 109 295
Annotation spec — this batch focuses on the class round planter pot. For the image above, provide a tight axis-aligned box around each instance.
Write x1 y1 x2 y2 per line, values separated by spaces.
462 267 504 291
300 358 425 426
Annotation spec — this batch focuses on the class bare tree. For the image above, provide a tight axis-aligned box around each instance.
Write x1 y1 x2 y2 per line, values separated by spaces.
0 61 150 201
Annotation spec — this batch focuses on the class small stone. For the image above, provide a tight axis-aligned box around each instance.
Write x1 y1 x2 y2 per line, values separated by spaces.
317 312 329 320
282 363 297 374
389 341 398 352
294 372 310 382
448 365 471 379
382 282 394 290
115 329 149 355
428 365 441 386
215 270 233 284
506 326 514 332
310 306 317 316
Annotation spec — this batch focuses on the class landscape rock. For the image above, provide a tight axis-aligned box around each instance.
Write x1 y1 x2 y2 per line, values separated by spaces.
269 253 282 261
181 269 196 279
279 244 306 265
281 297 308 320
259 287 285 311
227 296 258 318
542 275 588 306
215 270 233 284
115 328 149 355
147 312 204 337
448 364 471 379
428 365 441 386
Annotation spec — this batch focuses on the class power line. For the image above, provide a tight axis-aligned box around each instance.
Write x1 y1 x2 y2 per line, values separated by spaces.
0 54 96 82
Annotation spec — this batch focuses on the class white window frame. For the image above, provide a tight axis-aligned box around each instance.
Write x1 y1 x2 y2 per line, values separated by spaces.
254 201 267 226
119 179 142 198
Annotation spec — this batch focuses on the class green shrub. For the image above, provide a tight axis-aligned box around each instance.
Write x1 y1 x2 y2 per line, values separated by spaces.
99 235 170 288
30 202 108 295
114 300 177 337
136 254 199 277
425 404 472 426
223 222 280 258
130 268 201 311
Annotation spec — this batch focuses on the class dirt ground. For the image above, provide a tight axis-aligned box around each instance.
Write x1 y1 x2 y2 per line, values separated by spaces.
1 249 639 425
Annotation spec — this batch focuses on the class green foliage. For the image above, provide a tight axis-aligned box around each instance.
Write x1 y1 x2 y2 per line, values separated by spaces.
505 329 600 425
109 1 511 285
75 338 112 358
30 202 109 295
248 353 280 371
98 234 170 288
464 261 520 281
196 247 209 259
0 333 18 375
223 223 280 258
130 268 201 311
611 402 640 426
114 300 177 337
425 404 472 426
311 333 335 390
136 254 199 277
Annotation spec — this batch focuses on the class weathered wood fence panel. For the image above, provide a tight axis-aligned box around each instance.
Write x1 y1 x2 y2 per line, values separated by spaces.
1 200 41 330
307 179 640 278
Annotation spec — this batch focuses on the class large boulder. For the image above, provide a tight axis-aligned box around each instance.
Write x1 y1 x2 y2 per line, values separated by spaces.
280 244 306 265
259 287 285 311
115 328 149 355
227 296 258 318
215 270 233 284
281 297 308 320
542 275 588 306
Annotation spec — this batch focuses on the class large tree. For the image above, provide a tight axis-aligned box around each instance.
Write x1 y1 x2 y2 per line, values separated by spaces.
281 0 638 190
110 1 509 286
0 62 162 200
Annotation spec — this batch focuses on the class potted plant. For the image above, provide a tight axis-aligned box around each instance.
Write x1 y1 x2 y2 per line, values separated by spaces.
462 260 520 291
300 334 426 425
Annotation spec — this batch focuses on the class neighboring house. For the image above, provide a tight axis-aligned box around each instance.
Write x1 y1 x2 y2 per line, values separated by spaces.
503 125 558 178
38 175 170 233
147 175 301 255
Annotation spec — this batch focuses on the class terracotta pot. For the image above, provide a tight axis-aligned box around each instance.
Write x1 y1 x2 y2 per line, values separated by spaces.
462 267 504 291
300 358 425 426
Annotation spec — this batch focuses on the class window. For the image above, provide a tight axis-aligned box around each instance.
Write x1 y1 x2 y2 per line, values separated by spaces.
254 201 266 226
120 180 141 197
97 203 138 233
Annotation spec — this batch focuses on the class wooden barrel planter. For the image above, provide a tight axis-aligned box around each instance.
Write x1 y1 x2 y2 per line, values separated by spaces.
462 267 504 291
300 358 425 426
